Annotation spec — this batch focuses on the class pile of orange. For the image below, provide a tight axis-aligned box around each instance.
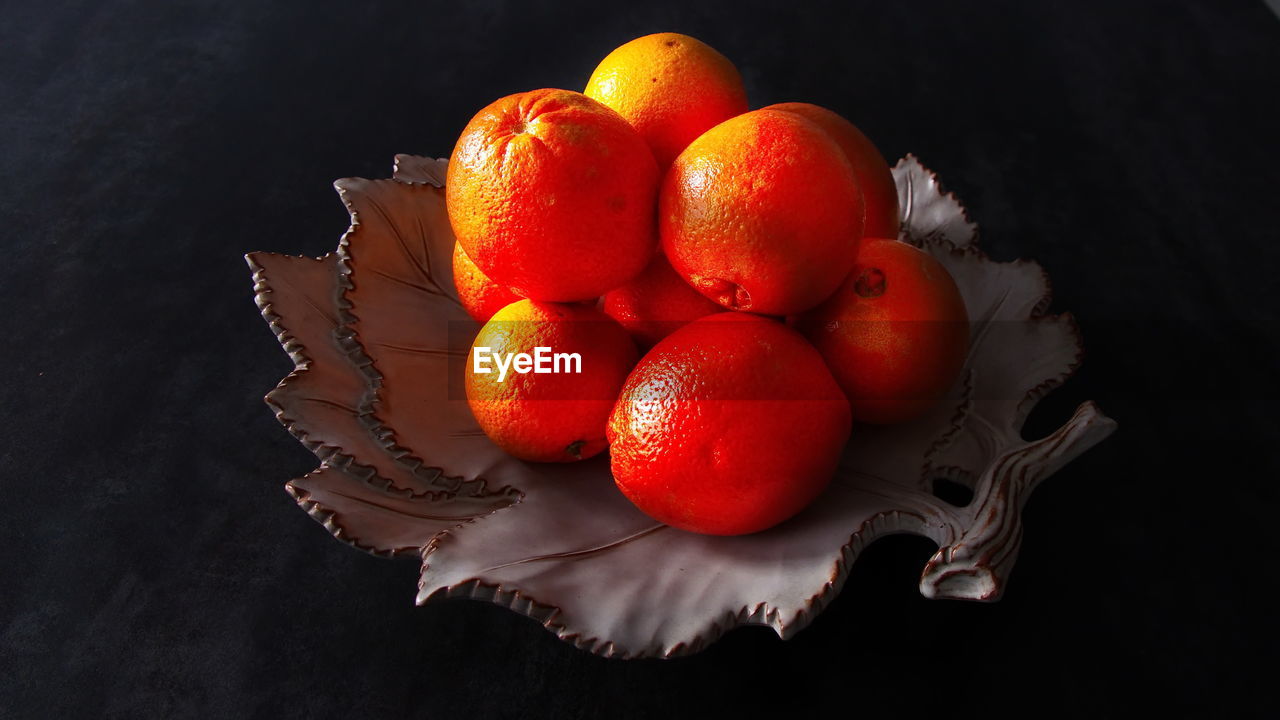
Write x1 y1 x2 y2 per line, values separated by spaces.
448 33 969 536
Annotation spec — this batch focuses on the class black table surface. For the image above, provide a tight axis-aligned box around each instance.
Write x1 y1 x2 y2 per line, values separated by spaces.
3 1 1277 717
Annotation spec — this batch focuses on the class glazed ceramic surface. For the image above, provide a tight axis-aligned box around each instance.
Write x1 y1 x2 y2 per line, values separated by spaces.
247 154 1115 658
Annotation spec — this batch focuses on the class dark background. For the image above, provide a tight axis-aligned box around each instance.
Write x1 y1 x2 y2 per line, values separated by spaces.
2 1 1277 717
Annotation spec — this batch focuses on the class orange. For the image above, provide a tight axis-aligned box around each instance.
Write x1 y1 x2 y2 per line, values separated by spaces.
660 108 866 316
794 238 969 424
601 252 725 348
446 89 659 302
452 241 522 322
585 33 748 170
466 300 638 463
766 102 900 239
608 313 851 535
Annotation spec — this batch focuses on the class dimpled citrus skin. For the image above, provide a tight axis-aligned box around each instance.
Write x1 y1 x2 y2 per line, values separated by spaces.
607 313 851 535
602 252 725 348
794 239 969 425
467 300 638 463
452 241 522 322
766 102 900 239
660 108 866 317
446 89 659 302
585 33 748 171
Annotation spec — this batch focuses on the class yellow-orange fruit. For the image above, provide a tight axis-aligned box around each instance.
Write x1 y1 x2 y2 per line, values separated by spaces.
660 108 865 316
608 313 851 535
446 89 659 302
602 253 725 348
766 102 900 239
794 239 969 424
452 241 522 322
465 300 638 462
585 33 748 170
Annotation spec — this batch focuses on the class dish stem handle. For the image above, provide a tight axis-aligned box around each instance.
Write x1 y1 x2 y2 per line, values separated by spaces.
918 401 1116 601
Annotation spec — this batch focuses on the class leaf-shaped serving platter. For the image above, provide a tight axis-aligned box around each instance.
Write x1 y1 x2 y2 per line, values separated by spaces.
247 154 1115 658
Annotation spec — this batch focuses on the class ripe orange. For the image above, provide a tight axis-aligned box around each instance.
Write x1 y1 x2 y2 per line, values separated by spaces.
794 238 969 425
608 313 851 535
452 241 522 322
766 102 900 239
585 33 748 170
660 108 865 317
466 300 638 463
602 252 725 348
446 89 659 302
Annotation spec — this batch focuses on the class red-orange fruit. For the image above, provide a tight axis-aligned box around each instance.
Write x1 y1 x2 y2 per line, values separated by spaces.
794 238 969 425
608 313 852 535
466 300 638 463
601 252 725 348
660 108 865 316
452 241 522 322
585 32 748 170
446 89 659 302
765 102 900 239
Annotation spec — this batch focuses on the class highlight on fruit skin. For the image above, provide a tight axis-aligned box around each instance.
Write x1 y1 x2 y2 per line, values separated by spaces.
465 299 638 463
765 102 900 239
660 107 866 317
446 88 659 303
602 252 725 348
607 313 852 535
452 241 522 322
794 238 970 425
585 32 748 170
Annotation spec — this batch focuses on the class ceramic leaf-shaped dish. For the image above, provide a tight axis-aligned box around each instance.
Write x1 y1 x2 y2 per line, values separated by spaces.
247 153 1115 658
